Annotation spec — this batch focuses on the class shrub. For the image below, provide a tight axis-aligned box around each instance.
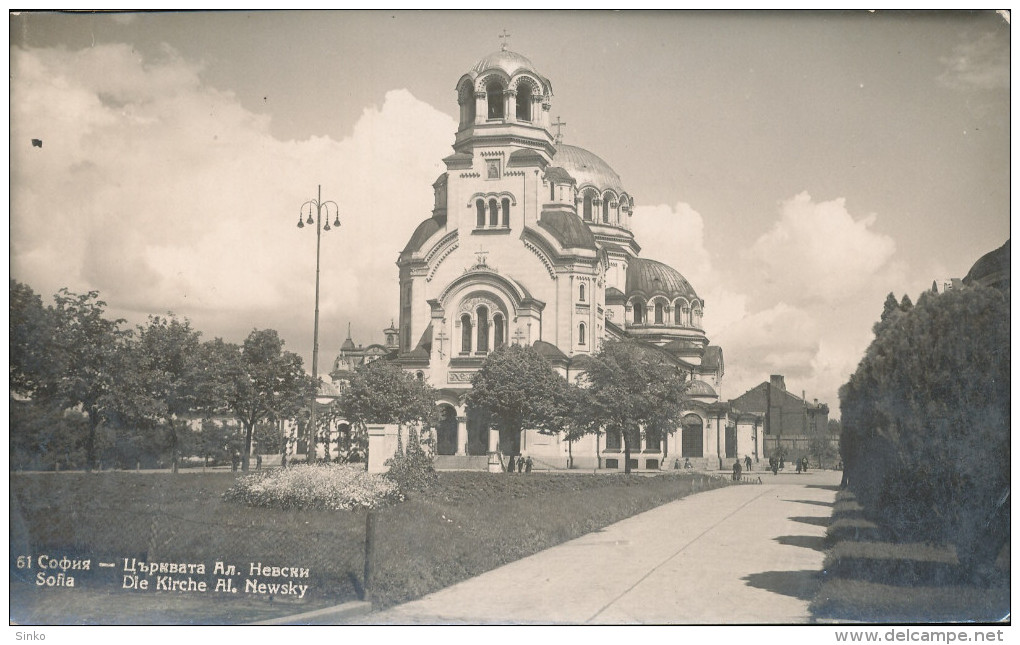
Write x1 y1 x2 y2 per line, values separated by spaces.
384 426 438 494
223 463 402 510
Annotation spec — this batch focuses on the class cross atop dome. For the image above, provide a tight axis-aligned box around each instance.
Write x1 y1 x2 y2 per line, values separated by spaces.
499 29 511 51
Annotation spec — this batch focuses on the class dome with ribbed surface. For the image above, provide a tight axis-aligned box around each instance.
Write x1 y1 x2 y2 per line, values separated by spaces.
687 379 718 398
472 49 542 78
553 144 625 194
626 257 699 300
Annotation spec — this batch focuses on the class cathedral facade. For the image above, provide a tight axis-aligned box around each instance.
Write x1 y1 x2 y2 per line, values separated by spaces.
386 47 741 470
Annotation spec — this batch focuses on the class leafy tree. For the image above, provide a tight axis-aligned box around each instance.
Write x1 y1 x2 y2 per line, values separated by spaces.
126 315 219 473
213 330 312 472
337 359 438 463
10 280 56 398
464 344 570 457
34 288 130 471
575 340 689 474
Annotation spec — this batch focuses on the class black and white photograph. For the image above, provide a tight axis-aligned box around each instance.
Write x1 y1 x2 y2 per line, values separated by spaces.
8 9 1011 634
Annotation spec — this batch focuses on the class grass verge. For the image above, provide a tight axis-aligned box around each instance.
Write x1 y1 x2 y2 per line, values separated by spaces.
810 489 1009 623
11 469 725 624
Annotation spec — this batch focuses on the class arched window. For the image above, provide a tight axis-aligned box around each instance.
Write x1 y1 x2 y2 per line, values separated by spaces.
461 314 472 354
501 198 510 227
602 199 610 223
488 198 499 227
579 283 586 302
486 81 504 119
476 199 485 228
583 193 593 221
493 313 504 348
633 301 644 324
465 94 475 125
674 302 682 326
655 301 664 324
578 323 586 346
516 84 533 122
477 306 489 353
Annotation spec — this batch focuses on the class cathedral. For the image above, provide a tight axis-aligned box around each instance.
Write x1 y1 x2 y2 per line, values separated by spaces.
376 44 744 471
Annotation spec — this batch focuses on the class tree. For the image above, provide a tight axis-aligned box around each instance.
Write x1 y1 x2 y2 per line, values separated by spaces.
337 359 438 463
10 280 56 398
127 315 217 473
464 344 570 458
840 286 1009 573
213 330 311 472
35 288 130 471
576 340 689 474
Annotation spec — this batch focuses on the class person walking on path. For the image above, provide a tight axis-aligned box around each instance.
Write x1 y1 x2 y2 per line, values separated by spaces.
507 455 516 473
525 456 533 473
732 459 742 481
517 456 525 473
744 455 752 472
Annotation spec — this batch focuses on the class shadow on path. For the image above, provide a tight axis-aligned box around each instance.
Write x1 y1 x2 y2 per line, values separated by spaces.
743 570 822 602
805 484 840 492
789 515 830 528
776 534 826 552
785 499 833 508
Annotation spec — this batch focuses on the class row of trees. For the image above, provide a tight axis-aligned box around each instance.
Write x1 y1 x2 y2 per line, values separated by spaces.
12 280 693 476
11 280 313 472
465 341 690 473
839 286 1009 572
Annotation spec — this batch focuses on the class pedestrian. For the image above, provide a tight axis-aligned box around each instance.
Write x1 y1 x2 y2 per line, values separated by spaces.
779 456 785 471
525 456 533 473
673 458 681 470
801 456 809 473
795 459 802 474
732 459 742 481
684 457 692 469
517 456 525 473
507 454 516 473
770 456 778 476
744 455 752 472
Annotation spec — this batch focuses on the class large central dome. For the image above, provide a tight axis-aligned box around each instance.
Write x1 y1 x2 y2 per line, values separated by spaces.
553 144 626 194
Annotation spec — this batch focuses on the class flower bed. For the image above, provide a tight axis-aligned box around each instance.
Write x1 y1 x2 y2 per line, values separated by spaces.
223 463 403 510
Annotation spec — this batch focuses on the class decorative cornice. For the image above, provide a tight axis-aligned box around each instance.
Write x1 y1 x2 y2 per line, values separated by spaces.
522 236 557 280
426 239 459 283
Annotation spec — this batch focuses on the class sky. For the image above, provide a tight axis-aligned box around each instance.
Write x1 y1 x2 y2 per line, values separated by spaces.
9 10 1011 416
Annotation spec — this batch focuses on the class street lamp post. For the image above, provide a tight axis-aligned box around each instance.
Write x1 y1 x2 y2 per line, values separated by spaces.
298 185 340 464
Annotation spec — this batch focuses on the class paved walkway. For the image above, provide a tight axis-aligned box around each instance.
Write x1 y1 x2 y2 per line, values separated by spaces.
359 469 841 625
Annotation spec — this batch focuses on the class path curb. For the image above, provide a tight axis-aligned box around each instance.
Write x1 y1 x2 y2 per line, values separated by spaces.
248 600 373 625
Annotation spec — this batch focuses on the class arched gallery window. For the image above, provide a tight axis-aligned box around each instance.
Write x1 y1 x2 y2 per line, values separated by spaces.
602 200 610 223
461 314 472 354
516 85 533 122
655 301 664 324
493 313 505 348
674 302 683 326
489 198 499 227
476 199 485 228
579 283 586 302
583 193 593 221
501 198 511 227
578 322 586 346
477 306 490 353
486 81 504 119
633 301 644 324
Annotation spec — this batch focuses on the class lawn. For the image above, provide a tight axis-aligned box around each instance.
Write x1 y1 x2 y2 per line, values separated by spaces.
10 468 726 624
810 490 1009 623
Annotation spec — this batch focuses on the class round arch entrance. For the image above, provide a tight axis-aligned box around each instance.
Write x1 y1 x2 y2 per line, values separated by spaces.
436 404 458 456
681 414 704 458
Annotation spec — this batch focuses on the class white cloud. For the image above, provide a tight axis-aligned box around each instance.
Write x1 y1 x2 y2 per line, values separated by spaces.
938 31 1010 91
631 202 713 290
749 191 897 306
10 44 455 365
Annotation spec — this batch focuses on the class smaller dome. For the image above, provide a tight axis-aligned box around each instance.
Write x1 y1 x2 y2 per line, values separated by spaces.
688 380 718 398
472 49 542 78
626 257 699 301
